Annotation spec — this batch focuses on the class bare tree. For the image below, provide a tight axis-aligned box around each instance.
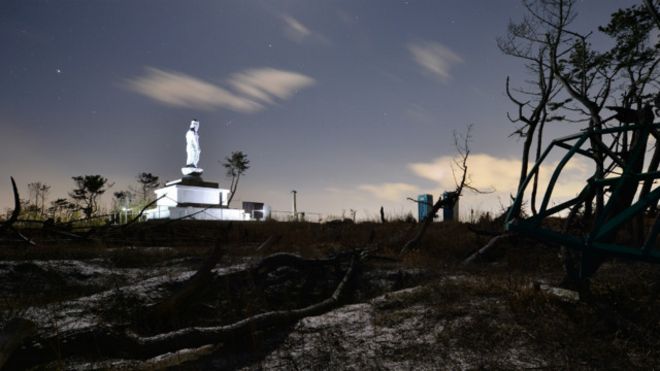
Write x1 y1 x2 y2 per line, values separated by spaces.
498 12 563 215
401 125 487 254
27 182 50 217
505 0 660 283
47 198 76 221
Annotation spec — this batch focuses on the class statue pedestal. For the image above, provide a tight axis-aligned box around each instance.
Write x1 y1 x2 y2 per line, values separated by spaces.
144 176 252 221
181 166 203 177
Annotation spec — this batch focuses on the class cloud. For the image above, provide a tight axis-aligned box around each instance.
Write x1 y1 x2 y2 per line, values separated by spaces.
282 15 311 42
408 41 463 83
408 153 593 213
281 14 329 45
125 67 315 113
228 68 315 104
358 182 419 202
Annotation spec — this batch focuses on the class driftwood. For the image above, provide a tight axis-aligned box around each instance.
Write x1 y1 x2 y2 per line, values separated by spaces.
7 252 360 369
126 254 357 357
0 318 36 369
79 343 220 370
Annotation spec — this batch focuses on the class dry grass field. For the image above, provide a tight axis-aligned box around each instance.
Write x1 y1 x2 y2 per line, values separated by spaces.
1 219 660 369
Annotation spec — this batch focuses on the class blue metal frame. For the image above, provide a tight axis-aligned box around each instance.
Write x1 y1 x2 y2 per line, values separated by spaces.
505 123 660 265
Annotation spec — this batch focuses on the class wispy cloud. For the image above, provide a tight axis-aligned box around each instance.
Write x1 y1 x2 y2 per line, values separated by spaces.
125 67 315 113
358 182 419 202
408 41 463 83
228 68 315 104
282 15 311 42
281 14 328 45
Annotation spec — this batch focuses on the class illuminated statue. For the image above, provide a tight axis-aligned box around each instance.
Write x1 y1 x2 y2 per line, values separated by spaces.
182 119 203 176
186 119 201 167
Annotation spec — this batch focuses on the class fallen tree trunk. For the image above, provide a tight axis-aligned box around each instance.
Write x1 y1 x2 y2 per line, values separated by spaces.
7 252 359 369
75 343 220 370
128 254 357 356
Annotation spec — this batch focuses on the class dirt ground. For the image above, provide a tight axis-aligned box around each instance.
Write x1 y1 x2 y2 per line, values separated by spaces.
1 220 660 370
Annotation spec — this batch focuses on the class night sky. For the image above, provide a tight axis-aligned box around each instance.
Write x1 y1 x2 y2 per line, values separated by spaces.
0 0 640 220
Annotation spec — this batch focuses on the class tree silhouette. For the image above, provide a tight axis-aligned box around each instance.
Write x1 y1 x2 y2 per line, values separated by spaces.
113 190 133 209
504 0 660 284
48 198 76 221
222 151 250 207
27 181 51 217
136 172 160 203
69 175 109 218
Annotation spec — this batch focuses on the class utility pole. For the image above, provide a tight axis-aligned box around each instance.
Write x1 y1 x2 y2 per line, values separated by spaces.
291 190 298 221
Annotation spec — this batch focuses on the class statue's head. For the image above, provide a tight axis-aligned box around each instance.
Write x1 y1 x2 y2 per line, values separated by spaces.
190 119 200 131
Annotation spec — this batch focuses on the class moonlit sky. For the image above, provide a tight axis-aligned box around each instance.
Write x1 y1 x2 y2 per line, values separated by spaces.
0 0 639 220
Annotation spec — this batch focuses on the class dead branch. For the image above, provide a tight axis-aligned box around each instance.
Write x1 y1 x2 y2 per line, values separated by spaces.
256 234 282 251
462 233 513 265
85 343 220 370
9 253 359 369
643 0 660 30
400 196 450 255
254 252 345 273
406 197 433 207
128 254 357 356
0 177 37 246
118 195 165 228
82 195 166 239
467 225 502 237
42 222 87 240
400 125 480 255
0 177 20 232
135 343 219 370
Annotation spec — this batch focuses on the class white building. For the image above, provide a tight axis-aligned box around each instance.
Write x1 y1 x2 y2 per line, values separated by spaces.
144 177 253 221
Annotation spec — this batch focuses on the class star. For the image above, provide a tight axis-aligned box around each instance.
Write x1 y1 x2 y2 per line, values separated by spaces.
56 68 62 74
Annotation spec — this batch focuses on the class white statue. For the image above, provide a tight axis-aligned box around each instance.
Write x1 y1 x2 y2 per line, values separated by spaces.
182 119 203 176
